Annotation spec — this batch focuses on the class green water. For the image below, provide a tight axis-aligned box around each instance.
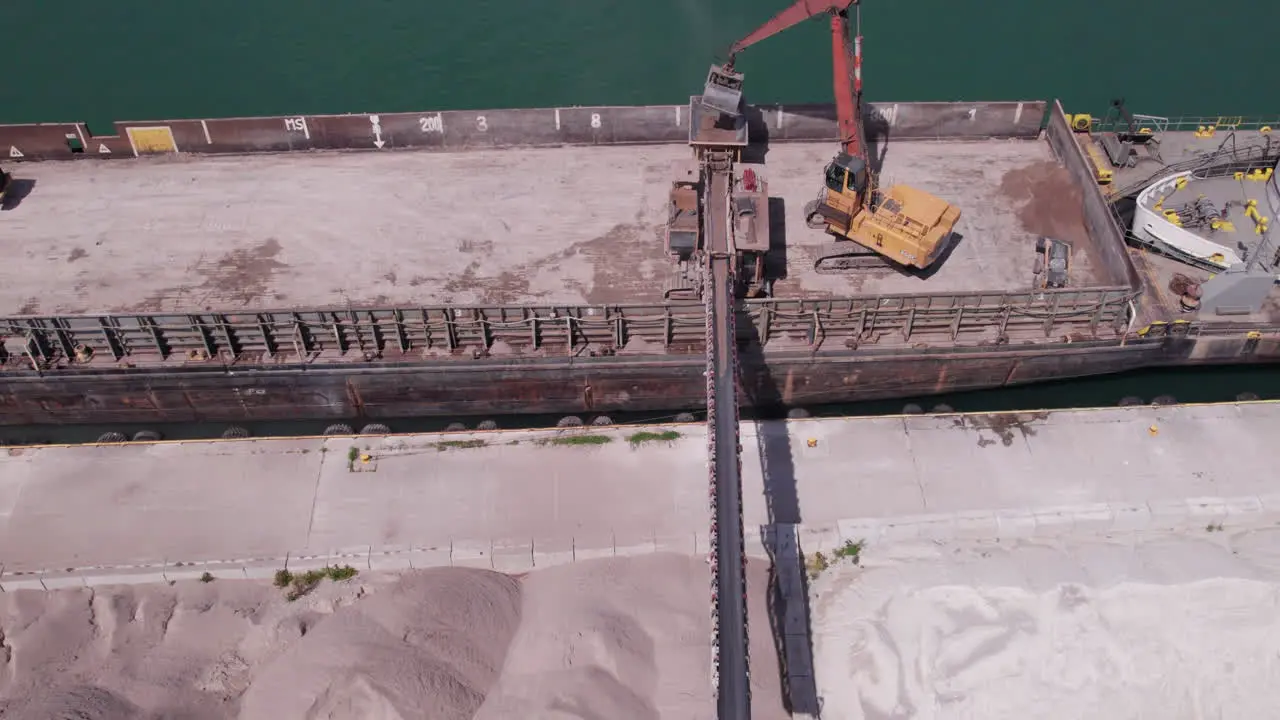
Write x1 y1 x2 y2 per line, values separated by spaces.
3 0 1277 129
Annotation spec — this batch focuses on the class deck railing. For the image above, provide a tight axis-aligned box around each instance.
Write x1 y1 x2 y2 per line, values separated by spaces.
0 287 1137 370
1087 113 1280 134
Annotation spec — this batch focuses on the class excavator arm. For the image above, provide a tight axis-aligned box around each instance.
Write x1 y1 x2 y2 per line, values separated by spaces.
724 0 858 70
705 0 864 160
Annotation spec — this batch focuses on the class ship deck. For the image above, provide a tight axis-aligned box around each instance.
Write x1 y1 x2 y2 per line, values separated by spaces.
1139 174 1278 322
1098 128 1280 324
0 138 1118 317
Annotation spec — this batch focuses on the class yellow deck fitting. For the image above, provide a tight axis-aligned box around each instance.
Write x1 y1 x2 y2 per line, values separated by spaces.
806 438 817 448
1175 177 1188 190
1148 424 1159 436
1211 219 1236 232
1261 126 1272 134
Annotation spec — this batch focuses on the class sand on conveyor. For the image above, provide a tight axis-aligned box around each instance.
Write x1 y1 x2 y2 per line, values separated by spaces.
809 529 1280 720
0 553 789 720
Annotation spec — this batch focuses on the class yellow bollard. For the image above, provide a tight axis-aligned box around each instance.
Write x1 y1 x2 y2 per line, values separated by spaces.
1175 177 1188 190
360 453 372 464
806 438 818 448
1148 425 1159 436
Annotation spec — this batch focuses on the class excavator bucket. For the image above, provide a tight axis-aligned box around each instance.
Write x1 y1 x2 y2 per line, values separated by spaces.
702 64 745 116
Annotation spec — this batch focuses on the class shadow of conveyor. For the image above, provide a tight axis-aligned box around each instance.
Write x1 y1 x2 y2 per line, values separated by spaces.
738 317 821 717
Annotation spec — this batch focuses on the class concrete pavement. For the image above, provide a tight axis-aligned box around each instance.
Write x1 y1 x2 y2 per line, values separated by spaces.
1 402 1278 587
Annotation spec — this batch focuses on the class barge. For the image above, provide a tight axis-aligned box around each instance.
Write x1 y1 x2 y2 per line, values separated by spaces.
0 100 1277 427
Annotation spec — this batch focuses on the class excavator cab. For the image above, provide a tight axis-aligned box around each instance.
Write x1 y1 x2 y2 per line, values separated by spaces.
702 64 745 116
823 152 868 195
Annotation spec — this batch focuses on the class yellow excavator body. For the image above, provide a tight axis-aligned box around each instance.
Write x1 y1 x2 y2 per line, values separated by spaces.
815 186 961 271
847 184 960 269
806 154 961 273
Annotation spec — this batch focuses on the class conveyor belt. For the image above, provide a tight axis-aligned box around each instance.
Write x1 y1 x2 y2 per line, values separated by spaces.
703 161 752 720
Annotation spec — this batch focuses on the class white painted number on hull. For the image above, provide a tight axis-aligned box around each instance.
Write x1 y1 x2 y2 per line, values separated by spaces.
590 113 602 129
369 115 386 149
419 114 444 133
8 146 22 158
476 116 488 132
284 117 311 140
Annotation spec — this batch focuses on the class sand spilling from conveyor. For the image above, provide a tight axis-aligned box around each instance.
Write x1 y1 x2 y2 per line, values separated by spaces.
0 553 788 719
810 530 1280 720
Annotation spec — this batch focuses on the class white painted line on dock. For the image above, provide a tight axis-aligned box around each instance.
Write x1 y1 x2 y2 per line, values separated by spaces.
1014 102 1024 125
777 106 785 130
555 108 561 131
201 119 211 145
74 123 86 149
675 105 681 126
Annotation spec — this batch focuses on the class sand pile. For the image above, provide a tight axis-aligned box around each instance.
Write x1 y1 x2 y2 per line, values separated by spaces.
0 553 789 719
476 553 788 720
0 574 389 719
239 568 521 720
810 530 1280 719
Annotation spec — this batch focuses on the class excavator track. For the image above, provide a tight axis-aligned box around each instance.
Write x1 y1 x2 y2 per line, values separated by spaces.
805 199 900 274
813 244 898 273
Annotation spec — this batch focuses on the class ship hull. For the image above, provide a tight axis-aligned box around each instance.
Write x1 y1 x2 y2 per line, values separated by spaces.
3 99 1277 427
1 335 1272 426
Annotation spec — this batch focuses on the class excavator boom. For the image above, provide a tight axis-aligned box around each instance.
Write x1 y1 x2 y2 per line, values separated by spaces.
726 0 858 61
707 0 961 273
705 0 864 164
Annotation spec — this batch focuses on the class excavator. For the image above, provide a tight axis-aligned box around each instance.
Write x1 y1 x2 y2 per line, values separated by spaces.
704 0 961 273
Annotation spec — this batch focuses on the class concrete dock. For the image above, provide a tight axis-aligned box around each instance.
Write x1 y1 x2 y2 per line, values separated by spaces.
1 401 1277 587
0 137 1113 316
